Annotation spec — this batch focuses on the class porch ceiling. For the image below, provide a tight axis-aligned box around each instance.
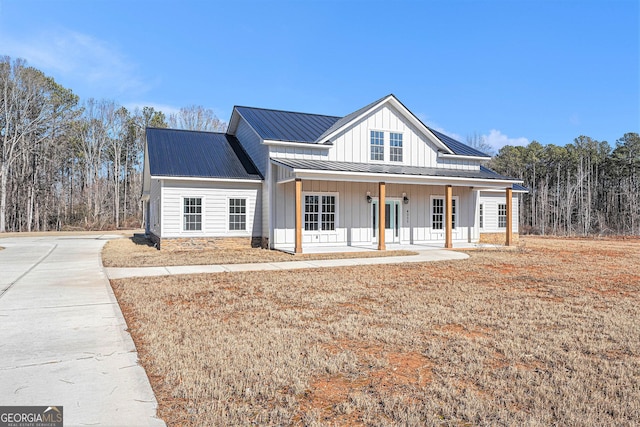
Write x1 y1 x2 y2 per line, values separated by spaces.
272 158 523 189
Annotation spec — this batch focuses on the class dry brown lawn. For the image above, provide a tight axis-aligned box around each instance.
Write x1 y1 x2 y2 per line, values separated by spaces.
110 236 640 426
101 235 416 267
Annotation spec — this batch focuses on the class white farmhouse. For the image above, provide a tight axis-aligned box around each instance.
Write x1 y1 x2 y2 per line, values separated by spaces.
142 94 525 252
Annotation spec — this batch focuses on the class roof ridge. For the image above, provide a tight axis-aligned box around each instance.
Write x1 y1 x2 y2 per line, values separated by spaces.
234 105 341 119
146 126 226 135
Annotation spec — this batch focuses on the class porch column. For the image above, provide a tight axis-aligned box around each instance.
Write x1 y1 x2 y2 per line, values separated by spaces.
295 178 302 254
505 187 513 246
378 181 386 251
445 185 453 249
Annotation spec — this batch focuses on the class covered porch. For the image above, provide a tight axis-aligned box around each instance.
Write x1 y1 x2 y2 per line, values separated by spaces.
270 158 517 254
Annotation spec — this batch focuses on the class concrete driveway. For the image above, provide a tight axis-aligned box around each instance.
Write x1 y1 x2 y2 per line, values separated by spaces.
0 234 165 426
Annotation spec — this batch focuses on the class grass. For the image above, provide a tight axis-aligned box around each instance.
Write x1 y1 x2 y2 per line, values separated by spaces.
101 234 416 267
110 237 640 426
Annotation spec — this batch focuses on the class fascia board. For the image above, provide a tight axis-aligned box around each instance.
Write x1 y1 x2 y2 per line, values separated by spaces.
386 97 454 154
438 152 491 161
287 168 523 187
151 175 263 183
263 139 332 148
313 95 396 144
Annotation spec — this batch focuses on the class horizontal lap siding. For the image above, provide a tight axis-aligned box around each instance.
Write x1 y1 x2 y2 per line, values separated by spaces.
161 180 262 238
479 192 519 233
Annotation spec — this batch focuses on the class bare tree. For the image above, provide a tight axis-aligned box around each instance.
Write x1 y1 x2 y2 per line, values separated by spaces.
168 105 226 132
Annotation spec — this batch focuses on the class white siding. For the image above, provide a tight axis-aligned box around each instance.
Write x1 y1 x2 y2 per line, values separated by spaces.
479 191 519 233
272 181 478 248
323 104 479 171
160 179 262 238
269 145 328 161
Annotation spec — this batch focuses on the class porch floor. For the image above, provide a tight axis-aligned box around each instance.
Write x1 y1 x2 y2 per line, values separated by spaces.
275 241 506 255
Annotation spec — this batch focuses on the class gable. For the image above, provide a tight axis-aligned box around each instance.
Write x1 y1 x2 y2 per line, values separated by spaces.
325 103 456 168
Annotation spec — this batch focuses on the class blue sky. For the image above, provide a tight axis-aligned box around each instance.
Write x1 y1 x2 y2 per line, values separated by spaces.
1 0 638 152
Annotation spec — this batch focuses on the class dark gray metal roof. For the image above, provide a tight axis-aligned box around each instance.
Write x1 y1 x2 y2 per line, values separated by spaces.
146 127 262 179
429 128 491 157
234 106 340 143
236 97 491 158
273 158 522 183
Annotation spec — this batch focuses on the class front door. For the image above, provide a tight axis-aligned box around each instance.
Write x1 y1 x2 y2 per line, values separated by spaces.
372 200 400 243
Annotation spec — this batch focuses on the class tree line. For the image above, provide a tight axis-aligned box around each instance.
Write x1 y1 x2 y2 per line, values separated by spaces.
0 56 225 232
1 56 638 235
488 133 640 236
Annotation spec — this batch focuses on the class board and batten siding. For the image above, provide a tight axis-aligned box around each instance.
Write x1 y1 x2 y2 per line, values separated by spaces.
160 179 262 238
479 191 519 233
272 180 479 248
324 104 479 171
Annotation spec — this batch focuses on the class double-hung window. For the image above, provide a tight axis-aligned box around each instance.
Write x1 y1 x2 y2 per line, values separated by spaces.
498 204 507 228
183 197 202 231
229 198 246 231
370 131 384 161
432 197 457 230
304 194 336 231
389 132 403 162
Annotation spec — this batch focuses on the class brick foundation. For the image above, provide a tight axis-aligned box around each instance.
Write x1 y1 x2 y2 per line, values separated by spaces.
150 235 262 251
479 232 520 245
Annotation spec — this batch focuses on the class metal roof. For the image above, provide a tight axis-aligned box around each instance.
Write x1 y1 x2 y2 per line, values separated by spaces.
236 97 490 158
234 106 340 143
146 127 262 179
428 128 491 157
273 158 522 183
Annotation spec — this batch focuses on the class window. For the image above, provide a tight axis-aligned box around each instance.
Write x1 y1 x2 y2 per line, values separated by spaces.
479 204 484 229
321 195 335 231
370 130 384 161
304 195 319 231
432 197 457 230
498 203 507 228
390 133 403 162
183 197 202 231
304 194 336 231
229 198 246 231
432 198 444 230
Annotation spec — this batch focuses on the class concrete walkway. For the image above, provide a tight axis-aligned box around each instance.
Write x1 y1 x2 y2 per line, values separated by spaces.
106 249 469 280
0 234 165 426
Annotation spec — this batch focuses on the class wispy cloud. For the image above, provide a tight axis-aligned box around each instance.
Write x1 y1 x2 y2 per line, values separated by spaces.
2 27 149 97
123 102 182 117
482 129 529 152
414 113 465 142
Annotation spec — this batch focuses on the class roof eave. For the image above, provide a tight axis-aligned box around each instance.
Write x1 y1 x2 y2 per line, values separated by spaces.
150 175 263 183
438 152 492 161
263 139 332 148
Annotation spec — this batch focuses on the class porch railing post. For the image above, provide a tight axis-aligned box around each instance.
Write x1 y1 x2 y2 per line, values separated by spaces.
378 181 386 250
506 187 513 246
295 178 302 254
445 185 453 249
